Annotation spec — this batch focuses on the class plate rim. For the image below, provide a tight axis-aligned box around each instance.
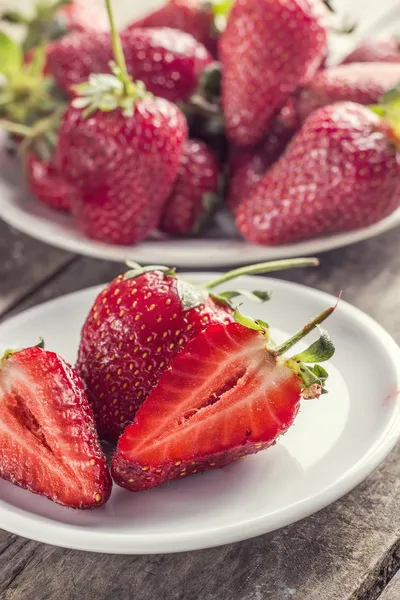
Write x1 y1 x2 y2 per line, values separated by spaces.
1 175 400 267
0 275 399 554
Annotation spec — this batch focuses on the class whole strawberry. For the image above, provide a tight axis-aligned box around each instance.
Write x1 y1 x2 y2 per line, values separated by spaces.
160 139 220 235
236 101 400 245
296 62 400 123
341 39 400 65
228 113 297 215
56 3 187 244
125 0 218 56
47 27 212 102
77 259 317 442
2 0 108 53
0 343 111 508
219 0 328 147
27 151 75 212
112 304 335 492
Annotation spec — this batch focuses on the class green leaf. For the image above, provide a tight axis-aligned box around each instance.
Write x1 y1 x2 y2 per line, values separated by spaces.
0 32 22 79
292 328 335 364
233 307 269 334
176 279 208 311
219 289 271 304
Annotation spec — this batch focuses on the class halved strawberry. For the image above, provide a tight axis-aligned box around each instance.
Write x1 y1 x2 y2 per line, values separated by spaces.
112 305 335 491
0 344 112 508
77 258 318 443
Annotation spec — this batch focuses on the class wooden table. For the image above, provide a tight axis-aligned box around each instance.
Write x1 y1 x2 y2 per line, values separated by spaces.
0 221 399 600
1 1 400 598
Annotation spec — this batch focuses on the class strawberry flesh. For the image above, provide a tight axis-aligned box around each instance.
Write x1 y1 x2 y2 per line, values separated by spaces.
112 322 301 492
0 347 111 508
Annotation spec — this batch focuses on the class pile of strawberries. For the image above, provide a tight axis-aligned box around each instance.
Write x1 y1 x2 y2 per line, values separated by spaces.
1 0 400 247
0 257 337 508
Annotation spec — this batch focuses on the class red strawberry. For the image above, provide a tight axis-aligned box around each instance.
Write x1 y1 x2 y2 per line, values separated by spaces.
57 94 186 244
228 113 297 215
125 0 218 56
340 39 400 65
56 3 188 245
0 344 111 508
26 151 75 212
296 62 400 123
112 305 334 491
159 139 220 235
236 101 400 246
76 259 317 442
47 27 212 102
219 0 328 147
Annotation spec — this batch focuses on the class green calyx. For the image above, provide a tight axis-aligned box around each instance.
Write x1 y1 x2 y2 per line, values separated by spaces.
0 35 66 126
0 107 63 162
234 302 336 397
72 0 151 118
370 87 400 143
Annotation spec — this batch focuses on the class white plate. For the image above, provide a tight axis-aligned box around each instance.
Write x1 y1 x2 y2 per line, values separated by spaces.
0 274 399 554
1 147 400 267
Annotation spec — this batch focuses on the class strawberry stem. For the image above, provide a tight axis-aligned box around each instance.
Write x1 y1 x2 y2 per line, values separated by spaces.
275 305 336 357
204 258 319 290
105 0 131 94
0 120 32 137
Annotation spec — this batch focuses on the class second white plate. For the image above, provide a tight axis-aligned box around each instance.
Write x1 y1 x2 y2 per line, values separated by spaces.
0 274 399 554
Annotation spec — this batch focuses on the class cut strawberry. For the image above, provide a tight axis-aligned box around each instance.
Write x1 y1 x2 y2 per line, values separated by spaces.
112 304 335 492
0 345 111 508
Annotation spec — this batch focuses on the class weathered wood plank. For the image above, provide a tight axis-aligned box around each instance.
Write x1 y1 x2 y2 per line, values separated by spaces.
379 571 400 600
0 222 73 319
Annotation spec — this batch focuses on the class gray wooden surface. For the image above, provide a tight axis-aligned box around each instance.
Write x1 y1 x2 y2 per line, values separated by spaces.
0 223 400 600
1 1 400 599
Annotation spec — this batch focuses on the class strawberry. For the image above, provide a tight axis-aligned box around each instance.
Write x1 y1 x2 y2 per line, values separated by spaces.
26 151 74 211
46 27 212 102
227 113 297 215
236 101 400 246
0 343 111 508
296 62 400 123
112 304 335 491
55 3 188 245
159 139 220 235
2 0 108 53
125 0 218 56
341 39 400 65
219 0 328 147
76 258 318 442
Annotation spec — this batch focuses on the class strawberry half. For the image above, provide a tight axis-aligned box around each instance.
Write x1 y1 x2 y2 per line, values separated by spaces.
112 304 335 492
77 258 318 442
0 344 111 508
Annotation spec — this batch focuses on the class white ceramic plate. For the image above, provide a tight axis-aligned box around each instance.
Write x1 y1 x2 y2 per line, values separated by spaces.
0 274 399 554
1 147 400 267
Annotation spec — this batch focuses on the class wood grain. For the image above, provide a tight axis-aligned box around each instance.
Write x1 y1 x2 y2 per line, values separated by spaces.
0 222 73 319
